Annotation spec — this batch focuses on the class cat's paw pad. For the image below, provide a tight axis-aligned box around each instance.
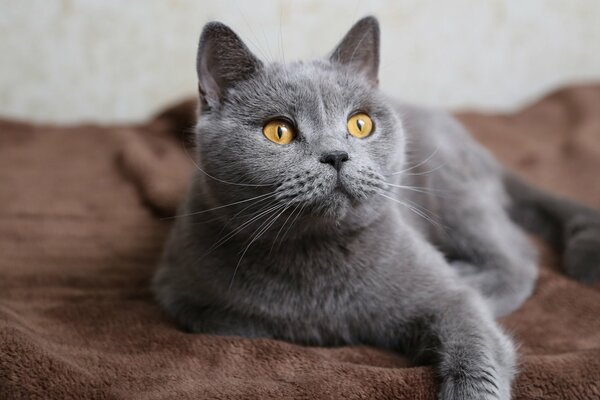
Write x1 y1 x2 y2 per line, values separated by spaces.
563 217 600 284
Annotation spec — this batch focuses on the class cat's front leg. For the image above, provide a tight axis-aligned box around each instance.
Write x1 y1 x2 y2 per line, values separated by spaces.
424 290 516 400
378 286 516 400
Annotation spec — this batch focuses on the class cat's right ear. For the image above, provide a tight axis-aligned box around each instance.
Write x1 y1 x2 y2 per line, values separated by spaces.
196 22 262 110
330 16 380 86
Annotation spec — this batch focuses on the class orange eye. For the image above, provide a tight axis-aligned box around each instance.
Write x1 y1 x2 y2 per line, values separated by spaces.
263 120 295 144
347 113 374 138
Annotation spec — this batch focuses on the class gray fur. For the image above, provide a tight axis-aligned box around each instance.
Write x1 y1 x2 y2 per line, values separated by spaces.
153 16 600 400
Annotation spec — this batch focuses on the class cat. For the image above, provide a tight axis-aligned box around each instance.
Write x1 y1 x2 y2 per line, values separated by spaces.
153 16 600 400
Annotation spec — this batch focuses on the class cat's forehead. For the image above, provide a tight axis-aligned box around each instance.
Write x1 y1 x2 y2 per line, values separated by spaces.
266 60 366 95
226 60 375 120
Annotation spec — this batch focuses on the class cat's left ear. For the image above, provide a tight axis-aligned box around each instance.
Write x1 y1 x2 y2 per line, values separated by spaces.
329 16 380 86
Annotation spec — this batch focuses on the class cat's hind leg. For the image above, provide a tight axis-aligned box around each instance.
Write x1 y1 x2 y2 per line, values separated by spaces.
504 172 600 284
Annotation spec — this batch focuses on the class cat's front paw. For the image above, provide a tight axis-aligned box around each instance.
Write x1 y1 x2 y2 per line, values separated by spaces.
437 334 514 400
439 366 510 400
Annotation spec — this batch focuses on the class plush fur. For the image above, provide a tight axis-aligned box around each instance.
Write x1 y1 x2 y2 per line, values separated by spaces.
153 17 600 400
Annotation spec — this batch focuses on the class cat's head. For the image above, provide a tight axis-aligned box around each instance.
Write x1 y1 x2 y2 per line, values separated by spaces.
192 17 405 234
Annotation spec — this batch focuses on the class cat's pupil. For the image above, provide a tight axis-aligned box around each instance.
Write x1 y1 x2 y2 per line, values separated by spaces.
356 119 365 131
277 126 284 139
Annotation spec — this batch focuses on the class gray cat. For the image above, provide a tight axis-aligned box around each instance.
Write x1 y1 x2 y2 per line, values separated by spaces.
153 17 600 400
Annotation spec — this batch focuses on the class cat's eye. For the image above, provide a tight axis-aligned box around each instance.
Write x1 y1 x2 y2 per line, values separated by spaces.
263 120 295 145
347 113 374 138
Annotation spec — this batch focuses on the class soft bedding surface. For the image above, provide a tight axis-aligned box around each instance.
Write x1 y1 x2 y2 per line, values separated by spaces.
1 85 600 399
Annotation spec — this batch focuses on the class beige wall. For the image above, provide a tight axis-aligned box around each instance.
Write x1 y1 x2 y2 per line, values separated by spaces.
1 0 600 123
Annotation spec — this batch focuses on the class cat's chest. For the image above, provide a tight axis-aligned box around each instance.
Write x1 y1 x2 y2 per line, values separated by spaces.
223 241 389 345
204 217 419 344
236 248 369 308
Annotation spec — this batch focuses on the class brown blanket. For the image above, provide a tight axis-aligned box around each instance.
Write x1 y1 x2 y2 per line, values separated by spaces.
1 85 600 400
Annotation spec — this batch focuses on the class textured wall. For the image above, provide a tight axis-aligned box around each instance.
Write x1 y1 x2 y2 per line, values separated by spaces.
1 0 600 123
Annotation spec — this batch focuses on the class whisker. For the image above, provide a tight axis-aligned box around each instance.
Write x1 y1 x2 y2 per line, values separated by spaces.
188 201 269 226
383 183 457 199
387 146 440 176
401 196 443 222
167 191 278 219
188 194 279 226
239 201 291 250
377 192 445 230
229 202 291 288
227 196 280 222
269 200 301 255
233 0 273 63
277 202 306 248
278 4 286 66
203 197 282 244
183 144 273 187
202 202 287 258
401 163 445 177
188 201 286 274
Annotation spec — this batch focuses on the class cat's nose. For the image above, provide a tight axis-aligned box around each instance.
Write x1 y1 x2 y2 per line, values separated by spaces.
320 151 349 172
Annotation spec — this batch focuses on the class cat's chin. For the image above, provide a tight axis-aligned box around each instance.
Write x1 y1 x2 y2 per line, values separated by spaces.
299 178 379 225
312 188 370 223
320 191 352 220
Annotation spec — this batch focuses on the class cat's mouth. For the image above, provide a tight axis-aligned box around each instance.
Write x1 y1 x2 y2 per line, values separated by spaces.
333 176 352 197
274 167 381 220
318 175 369 214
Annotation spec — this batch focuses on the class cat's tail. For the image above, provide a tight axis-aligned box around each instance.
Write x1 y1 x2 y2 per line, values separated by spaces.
503 172 600 284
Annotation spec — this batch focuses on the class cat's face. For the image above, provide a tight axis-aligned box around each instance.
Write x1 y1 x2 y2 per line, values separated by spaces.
193 17 404 232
